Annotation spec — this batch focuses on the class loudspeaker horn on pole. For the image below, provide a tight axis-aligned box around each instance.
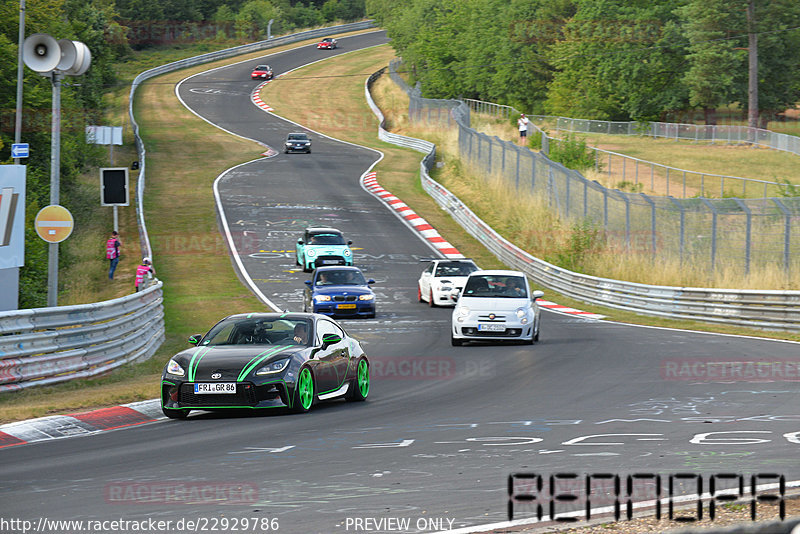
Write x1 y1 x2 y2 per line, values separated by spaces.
22 33 61 73
56 39 91 76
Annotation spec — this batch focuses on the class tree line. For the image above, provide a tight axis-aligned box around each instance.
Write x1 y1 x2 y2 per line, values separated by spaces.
0 0 365 308
367 0 800 124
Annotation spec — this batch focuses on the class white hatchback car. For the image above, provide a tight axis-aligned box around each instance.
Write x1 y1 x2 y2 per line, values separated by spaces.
451 270 543 346
417 258 480 307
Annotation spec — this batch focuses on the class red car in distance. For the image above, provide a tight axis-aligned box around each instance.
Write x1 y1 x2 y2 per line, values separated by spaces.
317 38 337 50
251 64 273 80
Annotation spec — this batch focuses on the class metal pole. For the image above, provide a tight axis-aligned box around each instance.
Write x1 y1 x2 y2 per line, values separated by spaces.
47 72 62 307
14 0 26 164
734 199 752 275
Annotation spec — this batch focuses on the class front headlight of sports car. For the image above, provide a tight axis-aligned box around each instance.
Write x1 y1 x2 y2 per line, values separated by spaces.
315 295 331 302
166 359 185 376
457 305 470 317
285 142 292 146
306 249 316 257
516 307 529 324
343 248 351 256
256 358 290 375
359 294 374 301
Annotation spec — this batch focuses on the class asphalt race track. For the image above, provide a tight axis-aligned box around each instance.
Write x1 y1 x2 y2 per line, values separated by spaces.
2 31 800 534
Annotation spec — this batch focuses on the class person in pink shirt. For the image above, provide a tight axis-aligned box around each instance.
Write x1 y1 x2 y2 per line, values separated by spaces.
135 257 154 292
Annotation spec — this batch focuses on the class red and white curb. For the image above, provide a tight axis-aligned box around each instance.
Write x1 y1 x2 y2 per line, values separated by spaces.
0 399 163 449
538 300 605 320
251 76 287 157
362 172 463 258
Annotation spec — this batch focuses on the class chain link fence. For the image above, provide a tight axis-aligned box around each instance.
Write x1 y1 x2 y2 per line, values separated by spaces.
463 99 794 199
389 60 800 278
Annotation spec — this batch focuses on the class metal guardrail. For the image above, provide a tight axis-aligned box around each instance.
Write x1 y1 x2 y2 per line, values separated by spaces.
370 69 800 332
462 99 794 199
0 281 165 392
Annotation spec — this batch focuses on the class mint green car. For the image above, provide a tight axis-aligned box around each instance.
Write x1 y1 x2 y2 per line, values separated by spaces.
296 227 354 272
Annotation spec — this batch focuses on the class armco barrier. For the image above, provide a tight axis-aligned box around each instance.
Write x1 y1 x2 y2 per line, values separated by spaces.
367 69 800 332
0 281 164 391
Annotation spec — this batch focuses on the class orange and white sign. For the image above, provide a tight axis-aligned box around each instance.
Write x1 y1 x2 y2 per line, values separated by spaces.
35 205 74 243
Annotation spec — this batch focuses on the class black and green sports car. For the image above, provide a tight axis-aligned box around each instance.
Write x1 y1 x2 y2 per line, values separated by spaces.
161 313 369 419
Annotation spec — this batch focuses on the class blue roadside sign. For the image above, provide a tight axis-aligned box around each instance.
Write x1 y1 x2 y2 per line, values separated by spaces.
11 144 29 158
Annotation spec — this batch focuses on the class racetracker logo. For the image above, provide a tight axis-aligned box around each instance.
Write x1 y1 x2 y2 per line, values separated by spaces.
104 481 258 505
661 359 800 381
0 187 19 247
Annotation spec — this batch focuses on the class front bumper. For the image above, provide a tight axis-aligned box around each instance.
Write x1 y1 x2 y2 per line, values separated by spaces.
306 255 351 269
312 300 374 317
161 380 291 410
452 319 532 341
285 144 310 152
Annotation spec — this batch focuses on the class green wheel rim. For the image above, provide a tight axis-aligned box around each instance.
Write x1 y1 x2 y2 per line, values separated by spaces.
357 360 369 398
298 368 313 410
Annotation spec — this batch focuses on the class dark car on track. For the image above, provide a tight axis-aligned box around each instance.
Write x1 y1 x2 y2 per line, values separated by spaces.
161 313 369 419
250 64 273 80
304 266 376 318
317 37 337 49
285 132 312 153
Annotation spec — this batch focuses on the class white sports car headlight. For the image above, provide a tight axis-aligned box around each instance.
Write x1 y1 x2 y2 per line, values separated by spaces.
358 294 374 301
315 295 331 302
457 305 470 317
343 249 351 256
306 249 316 257
516 307 529 324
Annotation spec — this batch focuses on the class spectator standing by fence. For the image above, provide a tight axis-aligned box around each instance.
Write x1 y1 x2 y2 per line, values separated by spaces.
517 114 529 145
106 231 122 280
135 257 154 292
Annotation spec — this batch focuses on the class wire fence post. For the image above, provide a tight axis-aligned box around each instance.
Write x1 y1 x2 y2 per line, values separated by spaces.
669 197 685 265
700 198 718 272
773 198 791 275
641 193 657 259
733 199 751 275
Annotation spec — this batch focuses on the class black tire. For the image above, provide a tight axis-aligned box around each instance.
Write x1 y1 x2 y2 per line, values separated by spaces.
163 407 189 419
451 335 463 347
284 149 288 154
306 149 311 154
346 358 369 402
291 367 315 413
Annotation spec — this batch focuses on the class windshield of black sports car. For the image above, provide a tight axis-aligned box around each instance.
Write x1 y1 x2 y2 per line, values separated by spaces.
462 275 528 298
200 318 312 346
435 261 479 277
287 133 309 141
308 232 345 245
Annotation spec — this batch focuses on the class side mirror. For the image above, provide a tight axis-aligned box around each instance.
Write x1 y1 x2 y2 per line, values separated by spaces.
188 334 203 345
367 279 376 285
450 289 461 301
347 240 353 245
321 333 342 348
532 290 544 301
297 238 304 244
304 280 312 286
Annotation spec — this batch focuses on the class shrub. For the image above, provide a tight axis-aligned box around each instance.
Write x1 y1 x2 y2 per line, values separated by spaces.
548 133 596 171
